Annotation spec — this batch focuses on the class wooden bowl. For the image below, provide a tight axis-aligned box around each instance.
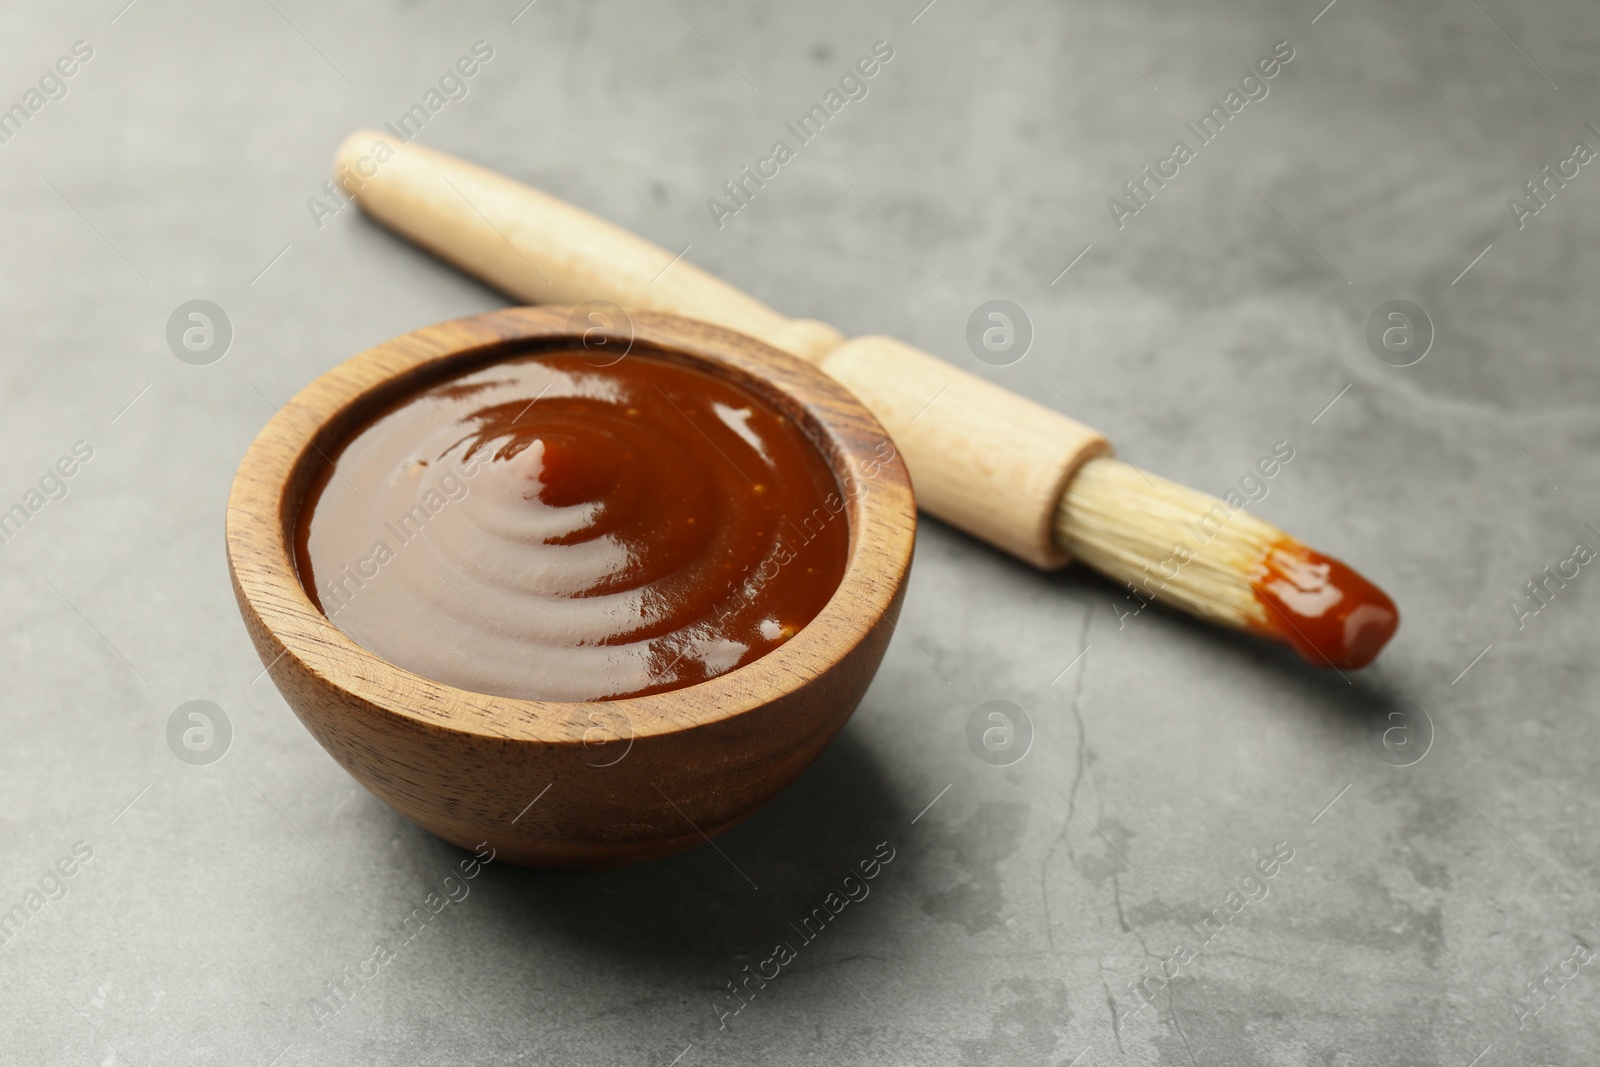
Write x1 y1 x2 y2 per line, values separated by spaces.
226 307 915 868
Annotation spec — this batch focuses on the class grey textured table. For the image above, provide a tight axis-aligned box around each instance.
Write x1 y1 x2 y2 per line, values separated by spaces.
2 1 1596 1064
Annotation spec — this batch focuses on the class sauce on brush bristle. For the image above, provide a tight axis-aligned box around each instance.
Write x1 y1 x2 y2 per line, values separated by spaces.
1251 539 1399 670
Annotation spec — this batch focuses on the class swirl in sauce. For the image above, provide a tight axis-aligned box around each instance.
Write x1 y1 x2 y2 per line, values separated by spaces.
294 350 849 702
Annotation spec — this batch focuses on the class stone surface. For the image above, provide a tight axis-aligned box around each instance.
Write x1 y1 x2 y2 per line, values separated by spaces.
1 1 1596 1064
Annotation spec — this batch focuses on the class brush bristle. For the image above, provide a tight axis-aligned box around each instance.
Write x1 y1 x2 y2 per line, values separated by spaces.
1055 456 1277 631
1054 456 1399 668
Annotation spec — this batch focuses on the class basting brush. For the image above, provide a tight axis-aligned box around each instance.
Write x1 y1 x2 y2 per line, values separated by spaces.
328 130 1398 669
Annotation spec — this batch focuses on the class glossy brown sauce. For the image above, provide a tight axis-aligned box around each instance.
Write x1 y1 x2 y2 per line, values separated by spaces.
294 350 850 702
1251 539 1399 670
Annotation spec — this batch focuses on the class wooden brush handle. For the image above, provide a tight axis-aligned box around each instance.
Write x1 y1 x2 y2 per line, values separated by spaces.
335 130 1108 568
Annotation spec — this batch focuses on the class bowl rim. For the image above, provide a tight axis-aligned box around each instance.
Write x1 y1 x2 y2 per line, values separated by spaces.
225 306 915 746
